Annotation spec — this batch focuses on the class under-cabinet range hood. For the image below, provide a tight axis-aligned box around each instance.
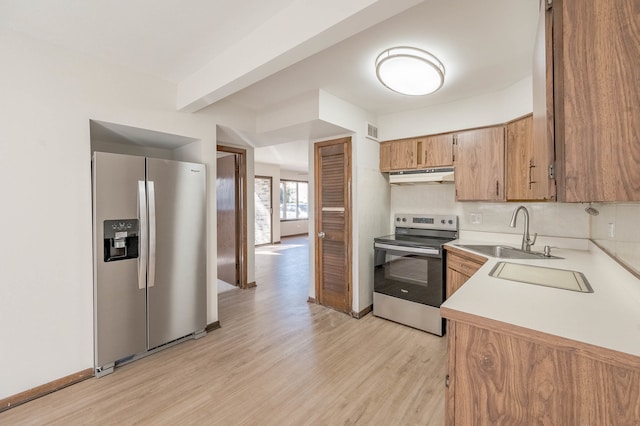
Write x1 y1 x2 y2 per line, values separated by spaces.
389 167 454 184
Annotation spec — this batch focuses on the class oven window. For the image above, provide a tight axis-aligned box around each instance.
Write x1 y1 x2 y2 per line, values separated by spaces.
387 254 429 285
374 247 444 306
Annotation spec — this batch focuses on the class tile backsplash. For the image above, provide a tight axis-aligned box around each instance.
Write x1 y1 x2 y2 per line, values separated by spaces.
390 184 640 276
590 203 640 276
390 184 590 238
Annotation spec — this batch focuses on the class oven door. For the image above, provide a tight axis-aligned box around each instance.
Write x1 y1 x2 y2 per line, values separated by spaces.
373 242 444 307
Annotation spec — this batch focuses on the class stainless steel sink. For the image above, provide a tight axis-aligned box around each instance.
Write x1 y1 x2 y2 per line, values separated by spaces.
454 244 562 259
489 262 592 293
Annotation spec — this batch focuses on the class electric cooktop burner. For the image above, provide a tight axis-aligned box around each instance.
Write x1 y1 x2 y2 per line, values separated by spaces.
374 213 459 250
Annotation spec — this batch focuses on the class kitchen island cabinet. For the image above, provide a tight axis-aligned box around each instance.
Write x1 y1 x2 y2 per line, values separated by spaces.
536 0 640 202
453 126 505 201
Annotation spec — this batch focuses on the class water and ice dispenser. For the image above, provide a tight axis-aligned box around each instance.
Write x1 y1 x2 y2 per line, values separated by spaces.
103 219 139 262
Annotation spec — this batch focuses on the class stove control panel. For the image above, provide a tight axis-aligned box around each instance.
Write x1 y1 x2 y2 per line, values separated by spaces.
394 213 458 231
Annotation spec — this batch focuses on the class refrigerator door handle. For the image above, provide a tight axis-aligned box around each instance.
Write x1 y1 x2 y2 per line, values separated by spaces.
148 181 157 288
137 181 147 290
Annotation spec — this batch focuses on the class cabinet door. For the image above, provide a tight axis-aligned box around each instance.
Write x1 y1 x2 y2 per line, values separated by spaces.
446 267 469 299
419 134 454 168
554 0 640 202
450 321 640 425
390 139 418 170
532 0 556 202
380 139 419 172
445 250 486 299
379 142 391 172
454 127 505 201
506 115 534 200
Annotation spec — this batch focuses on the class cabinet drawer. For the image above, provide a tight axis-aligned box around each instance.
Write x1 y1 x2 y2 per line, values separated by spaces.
446 252 485 276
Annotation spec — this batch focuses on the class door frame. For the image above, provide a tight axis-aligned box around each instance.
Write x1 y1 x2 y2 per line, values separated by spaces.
216 145 251 289
314 137 352 313
254 175 273 246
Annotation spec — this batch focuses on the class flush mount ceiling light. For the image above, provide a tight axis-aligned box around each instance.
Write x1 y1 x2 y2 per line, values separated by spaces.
375 47 445 96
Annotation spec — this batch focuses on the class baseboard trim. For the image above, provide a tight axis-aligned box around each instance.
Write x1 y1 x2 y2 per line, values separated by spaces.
205 321 221 333
351 305 373 319
307 299 371 319
246 281 257 288
0 368 93 413
281 232 309 238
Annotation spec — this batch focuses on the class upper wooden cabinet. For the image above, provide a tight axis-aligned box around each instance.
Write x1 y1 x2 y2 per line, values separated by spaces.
379 142 392 172
454 126 505 201
380 134 453 172
379 138 418 172
506 114 555 201
538 0 640 202
418 134 454 168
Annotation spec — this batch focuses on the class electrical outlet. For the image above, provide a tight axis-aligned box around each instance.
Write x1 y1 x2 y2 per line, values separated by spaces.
470 213 483 225
608 223 615 238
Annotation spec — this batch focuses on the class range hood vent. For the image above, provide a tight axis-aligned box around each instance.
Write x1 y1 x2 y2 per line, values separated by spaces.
389 167 455 184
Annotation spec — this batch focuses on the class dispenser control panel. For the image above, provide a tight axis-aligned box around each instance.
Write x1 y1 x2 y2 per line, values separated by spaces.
103 219 139 262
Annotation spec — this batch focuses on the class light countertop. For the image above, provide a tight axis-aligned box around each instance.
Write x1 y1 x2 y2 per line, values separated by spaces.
441 233 640 357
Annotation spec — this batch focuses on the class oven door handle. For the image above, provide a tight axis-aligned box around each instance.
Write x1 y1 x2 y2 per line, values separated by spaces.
374 243 440 256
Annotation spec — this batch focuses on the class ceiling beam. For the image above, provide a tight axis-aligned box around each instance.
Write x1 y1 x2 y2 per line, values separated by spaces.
176 0 422 112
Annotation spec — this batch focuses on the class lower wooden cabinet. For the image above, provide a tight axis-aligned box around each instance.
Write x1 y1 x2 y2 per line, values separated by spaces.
445 247 487 298
445 320 640 425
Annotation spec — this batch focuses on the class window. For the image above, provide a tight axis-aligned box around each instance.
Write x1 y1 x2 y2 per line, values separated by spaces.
280 180 308 220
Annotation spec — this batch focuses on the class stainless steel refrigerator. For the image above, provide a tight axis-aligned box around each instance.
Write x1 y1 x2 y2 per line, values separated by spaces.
92 152 206 376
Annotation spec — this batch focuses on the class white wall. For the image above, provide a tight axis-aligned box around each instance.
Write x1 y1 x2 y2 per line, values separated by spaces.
378 76 533 140
91 139 175 160
281 220 309 237
390 184 589 239
0 30 255 400
590 203 640 276
315 91 391 313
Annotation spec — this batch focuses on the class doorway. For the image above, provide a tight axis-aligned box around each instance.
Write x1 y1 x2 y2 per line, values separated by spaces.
216 145 249 289
314 137 352 314
254 176 272 246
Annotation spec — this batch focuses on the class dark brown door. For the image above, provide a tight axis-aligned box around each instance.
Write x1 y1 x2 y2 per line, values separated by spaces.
314 137 351 313
217 153 238 285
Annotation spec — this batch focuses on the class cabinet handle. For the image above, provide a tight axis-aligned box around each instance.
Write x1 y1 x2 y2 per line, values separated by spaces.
528 159 536 190
496 180 499 197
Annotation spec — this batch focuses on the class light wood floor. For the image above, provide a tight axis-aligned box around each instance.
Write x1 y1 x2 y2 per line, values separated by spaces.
1 236 446 425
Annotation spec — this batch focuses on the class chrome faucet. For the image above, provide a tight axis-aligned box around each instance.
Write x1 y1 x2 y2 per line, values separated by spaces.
509 206 537 252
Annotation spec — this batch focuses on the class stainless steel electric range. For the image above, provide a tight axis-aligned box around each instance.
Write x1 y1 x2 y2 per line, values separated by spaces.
373 213 458 336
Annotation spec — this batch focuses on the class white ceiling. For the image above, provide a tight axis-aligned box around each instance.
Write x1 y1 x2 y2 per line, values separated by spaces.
1 0 298 82
2 0 539 171
227 0 539 115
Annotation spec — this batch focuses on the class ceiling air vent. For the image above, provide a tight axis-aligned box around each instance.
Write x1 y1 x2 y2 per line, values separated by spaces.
366 122 379 141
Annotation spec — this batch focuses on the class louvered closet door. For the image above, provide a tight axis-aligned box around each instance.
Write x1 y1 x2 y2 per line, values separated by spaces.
314 137 352 313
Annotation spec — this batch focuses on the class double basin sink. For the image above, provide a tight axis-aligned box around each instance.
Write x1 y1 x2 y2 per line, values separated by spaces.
454 244 593 293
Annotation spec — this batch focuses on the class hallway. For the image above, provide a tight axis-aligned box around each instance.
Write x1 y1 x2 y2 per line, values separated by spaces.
1 236 446 425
